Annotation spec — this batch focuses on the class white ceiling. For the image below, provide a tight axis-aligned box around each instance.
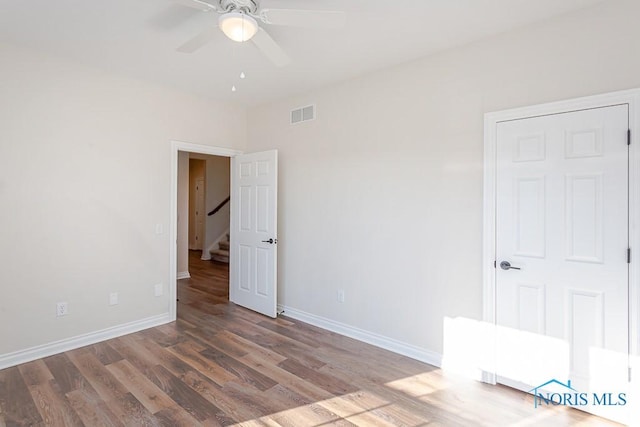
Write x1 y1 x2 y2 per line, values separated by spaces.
0 0 607 106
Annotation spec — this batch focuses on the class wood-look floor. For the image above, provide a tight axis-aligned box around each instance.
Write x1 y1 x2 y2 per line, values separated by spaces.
0 251 621 426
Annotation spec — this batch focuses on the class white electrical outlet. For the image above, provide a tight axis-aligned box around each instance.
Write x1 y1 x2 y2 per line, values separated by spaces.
56 302 68 317
337 290 345 303
109 292 118 306
154 283 163 297
155 223 163 235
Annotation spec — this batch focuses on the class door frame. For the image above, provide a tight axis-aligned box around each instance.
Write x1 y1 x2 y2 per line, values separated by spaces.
482 88 640 384
169 140 242 321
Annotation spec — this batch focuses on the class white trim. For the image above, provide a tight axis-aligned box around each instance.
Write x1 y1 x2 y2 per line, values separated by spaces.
483 87 640 384
0 313 171 370
278 304 442 367
169 140 241 322
177 271 191 280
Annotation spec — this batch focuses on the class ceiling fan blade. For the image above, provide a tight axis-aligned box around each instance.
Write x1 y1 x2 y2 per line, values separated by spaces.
150 5 201 30
177 26 220 53
172 0 216 12
251 27 291 67
261 9 346 28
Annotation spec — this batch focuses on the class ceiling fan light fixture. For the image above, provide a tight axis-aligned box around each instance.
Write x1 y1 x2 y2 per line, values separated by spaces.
219 12 258 42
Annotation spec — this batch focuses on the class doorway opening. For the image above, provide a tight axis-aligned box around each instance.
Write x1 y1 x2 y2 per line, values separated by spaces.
170 142 280 320
178 152 232 315
169 141 241 322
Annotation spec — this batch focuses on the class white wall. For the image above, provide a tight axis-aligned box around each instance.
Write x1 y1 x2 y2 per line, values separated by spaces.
246 0 640 360
0 42 246 357
203 156 231 257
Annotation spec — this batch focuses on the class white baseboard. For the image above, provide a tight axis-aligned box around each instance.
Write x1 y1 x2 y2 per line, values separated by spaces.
277 305 442 368
0 313 172 370
177 271 191 280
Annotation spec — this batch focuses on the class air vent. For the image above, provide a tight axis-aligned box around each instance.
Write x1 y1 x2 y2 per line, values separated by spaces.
290 105 315 124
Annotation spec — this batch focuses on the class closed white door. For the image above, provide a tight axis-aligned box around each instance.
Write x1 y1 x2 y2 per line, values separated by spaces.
194 178 205 250
229 150 278 318
495 105 629 417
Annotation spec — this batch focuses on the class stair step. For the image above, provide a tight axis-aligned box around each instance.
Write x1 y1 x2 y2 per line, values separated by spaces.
218 240 230 250
210 249 229 263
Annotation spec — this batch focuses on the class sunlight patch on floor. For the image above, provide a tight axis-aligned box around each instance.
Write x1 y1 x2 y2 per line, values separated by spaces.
384 370 449 397
230 390 435 426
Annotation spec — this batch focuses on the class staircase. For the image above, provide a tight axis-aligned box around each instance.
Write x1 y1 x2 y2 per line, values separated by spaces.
209 233 229 263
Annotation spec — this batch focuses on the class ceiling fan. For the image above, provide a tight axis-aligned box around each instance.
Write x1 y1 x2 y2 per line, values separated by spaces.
173 0 346 67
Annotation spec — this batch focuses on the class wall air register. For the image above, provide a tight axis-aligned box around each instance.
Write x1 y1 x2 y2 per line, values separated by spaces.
290 105 315 124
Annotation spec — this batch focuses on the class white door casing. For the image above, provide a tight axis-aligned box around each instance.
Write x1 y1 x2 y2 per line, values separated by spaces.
483 90 640 424
229 150 278 318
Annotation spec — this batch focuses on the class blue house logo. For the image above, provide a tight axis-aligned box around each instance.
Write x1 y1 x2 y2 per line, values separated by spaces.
528 379 626 408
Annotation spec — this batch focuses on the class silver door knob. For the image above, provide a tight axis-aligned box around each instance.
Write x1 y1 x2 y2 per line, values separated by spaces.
500 261 521 270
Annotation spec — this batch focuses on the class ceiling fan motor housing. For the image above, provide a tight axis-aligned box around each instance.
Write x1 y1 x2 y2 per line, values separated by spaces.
218 0 259 15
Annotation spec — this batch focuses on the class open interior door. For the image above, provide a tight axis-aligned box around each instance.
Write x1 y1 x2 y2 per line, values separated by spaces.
229 150 278 317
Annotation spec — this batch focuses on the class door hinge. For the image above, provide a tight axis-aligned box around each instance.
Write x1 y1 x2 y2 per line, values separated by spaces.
628 248 631 264
628 129 631 146
494 260 497 268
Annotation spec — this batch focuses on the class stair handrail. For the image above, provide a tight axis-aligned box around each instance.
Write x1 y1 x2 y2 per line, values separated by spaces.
207 196 230 216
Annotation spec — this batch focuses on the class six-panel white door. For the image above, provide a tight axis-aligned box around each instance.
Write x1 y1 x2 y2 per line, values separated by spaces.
229 150 278 318
495 105 629 418
194 177 205 250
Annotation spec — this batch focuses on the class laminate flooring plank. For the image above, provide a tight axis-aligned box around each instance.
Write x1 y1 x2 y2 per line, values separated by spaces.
43 353 87 394
269 342 328 370
149 365 224 422
156 322 196 337
108 335 165 380
262 384 354 427
203 411 237 427
106 360 180 415
179 370 265 422
277 358 356 396
135 337 195 380
66 351 158 426
28 380 85 426
239 352 334 403
316 365 474 426
17 360 54 387
221 323 326 370
165 343 237 387
256 320 323 349
153 407 203 427
184 329 248 359
88 342 124 365
368 401 431 426
219 381 275 418
215 330 286 364
65 385 123 427
176 317 198 330
315 391 388 420
0 366 43 426
140 327 188 348
280 316 431 376
199 347 278 392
